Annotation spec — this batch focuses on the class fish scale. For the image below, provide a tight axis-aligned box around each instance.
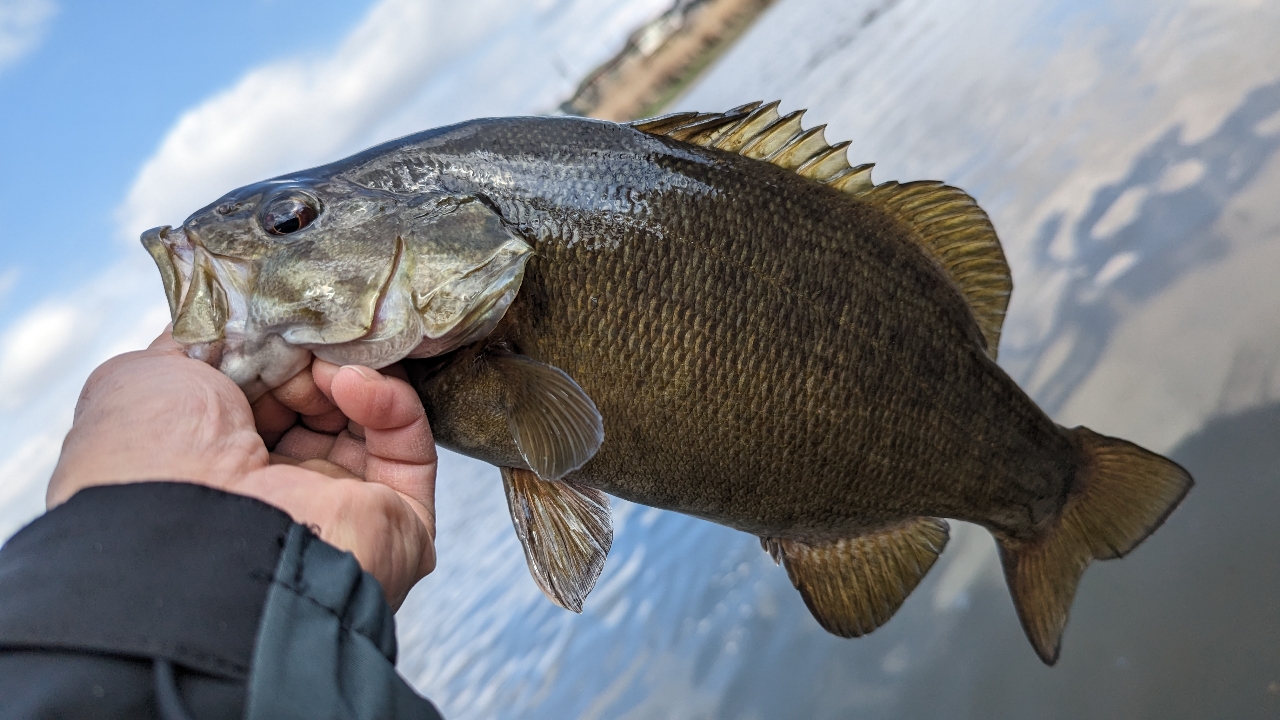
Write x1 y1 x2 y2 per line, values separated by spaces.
147 105 1191 663
417 118 1057 534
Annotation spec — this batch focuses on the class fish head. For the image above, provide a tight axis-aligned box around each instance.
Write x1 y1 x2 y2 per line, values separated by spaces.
142 174 533 400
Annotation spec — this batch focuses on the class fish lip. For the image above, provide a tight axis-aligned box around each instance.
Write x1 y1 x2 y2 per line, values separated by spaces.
141 225 187 319
141 223 246 362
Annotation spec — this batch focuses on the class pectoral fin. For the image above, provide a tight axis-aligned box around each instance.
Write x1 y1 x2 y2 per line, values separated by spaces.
490 353 604 481
763 517 950 637
502 467 613 612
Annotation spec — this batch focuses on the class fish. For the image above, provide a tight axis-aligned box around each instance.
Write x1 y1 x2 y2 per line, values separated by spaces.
142 101 1192 664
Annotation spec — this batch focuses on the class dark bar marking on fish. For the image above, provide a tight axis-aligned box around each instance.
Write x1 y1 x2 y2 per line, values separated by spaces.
502 467 613 613
762 517 950 637
997 427 1192 664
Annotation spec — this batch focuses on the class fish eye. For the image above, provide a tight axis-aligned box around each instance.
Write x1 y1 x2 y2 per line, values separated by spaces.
261 192 321 236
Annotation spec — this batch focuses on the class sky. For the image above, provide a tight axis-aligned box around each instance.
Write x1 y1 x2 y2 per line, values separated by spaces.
0 0 675 539
0 0 375 318
4 1 1280 715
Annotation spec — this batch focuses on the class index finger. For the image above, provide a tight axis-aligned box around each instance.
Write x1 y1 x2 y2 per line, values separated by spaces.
271 363 338 417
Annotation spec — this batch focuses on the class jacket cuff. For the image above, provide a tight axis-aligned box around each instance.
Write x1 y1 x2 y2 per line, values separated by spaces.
245 523 441 718
0 482 293 679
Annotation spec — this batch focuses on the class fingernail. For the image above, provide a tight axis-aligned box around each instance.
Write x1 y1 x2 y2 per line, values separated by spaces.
341 365 378 382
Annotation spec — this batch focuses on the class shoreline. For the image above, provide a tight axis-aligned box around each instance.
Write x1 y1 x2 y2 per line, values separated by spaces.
560 0 776 121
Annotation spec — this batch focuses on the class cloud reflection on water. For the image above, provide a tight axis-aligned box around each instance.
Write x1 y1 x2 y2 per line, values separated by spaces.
398 1 1280 717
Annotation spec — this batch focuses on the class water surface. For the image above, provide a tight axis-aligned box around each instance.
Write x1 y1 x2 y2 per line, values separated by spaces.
395 0 1280 717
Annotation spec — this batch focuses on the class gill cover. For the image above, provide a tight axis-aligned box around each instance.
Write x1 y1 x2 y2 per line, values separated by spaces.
290 196 534 368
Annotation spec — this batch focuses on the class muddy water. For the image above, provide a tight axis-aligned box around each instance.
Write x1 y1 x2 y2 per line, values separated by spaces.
394 0 1280 717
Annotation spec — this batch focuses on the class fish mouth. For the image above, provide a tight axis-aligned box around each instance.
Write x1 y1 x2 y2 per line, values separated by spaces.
141 225 309 399
141 225 241 365
141 225 187 321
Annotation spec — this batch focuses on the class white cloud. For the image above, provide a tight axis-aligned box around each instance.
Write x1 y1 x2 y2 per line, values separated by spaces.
0 428 62 539
1 0 672 540
119 0 520 238
0 252 166 410
0 0 56 75
117 0 673 239
0 300 82 407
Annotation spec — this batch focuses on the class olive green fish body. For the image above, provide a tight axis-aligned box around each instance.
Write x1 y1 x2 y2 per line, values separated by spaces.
397 117 1070 542
147 105 1192 664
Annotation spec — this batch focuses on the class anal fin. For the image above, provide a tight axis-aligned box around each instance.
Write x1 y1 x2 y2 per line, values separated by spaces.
502 467 613 613
763 517 949 637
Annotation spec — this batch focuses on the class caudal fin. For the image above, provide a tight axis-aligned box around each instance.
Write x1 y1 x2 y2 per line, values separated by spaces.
997 426 1192 664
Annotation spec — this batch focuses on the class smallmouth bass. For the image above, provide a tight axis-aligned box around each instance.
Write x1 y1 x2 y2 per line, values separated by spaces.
143 101 1192 664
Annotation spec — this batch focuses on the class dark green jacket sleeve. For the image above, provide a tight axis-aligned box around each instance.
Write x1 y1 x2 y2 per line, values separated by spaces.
0 482 442 720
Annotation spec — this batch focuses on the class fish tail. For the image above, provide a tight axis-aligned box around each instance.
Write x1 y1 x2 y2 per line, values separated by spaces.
996 426 1192 665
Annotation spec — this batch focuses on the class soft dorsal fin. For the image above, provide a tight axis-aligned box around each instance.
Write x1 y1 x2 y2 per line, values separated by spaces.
857 181 1012 356
631 103 1013 357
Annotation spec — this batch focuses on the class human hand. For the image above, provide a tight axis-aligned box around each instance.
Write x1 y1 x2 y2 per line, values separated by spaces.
48 329 437 610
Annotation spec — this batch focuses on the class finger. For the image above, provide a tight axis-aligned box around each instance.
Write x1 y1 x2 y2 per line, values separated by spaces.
147 326 185 354
326 430 368 477
268 452 301 466
310 359 342 404
346 419 365 440
302 406 349 434
398 492 438 571
331 366 434 465
329 366 436 504
270 365 337 417
252 391 298 446
331 366 425 433
298 457 360 480
369 457 437 536
274 426 338 461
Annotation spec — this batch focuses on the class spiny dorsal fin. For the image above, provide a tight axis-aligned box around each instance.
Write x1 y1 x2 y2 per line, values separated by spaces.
630 102 1013 357
762 517 949 638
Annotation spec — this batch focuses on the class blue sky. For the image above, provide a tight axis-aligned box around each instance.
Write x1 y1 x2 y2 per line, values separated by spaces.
4 1 1280 712
0 0 377 326
0 0 674 540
